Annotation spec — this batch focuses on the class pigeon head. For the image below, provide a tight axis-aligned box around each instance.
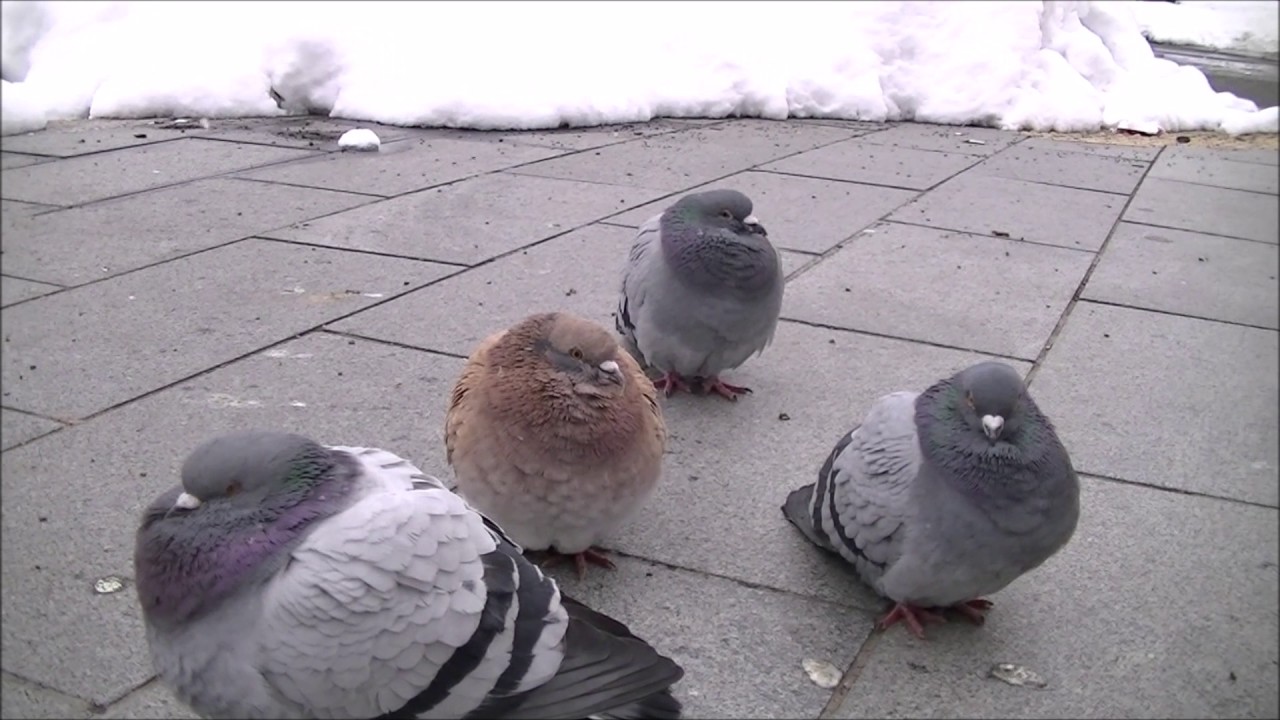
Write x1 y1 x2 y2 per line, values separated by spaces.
175 430 332 511
135 431 356 629
668 188 767 237
953 362 1027 443
536 312 627 398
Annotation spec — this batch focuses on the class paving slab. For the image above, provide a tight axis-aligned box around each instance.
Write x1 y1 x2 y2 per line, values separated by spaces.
1 178 375 286
96 680 198 719
1 276 62 307
888 173 1126 251
328 223 638 356
234 135 563 197
1 152 51 170
0 118 209 157
0 331 465 704
263 172 664 265
510 119 856 191
965 142 1151 194
551 555 871 719
1031 302 1279 507
1084 222 1279 329
0 671 90 719
606 321 1033 607
604 169 920 254
0 409 63 451
1156 143 1279 167
784 222 1094 359
1148 147 1279 194
856 123 1023 156
1124 177 1279 244
1013 135 1161 162
830 477 1279 720
759 138 980 190
0 138 316 207
0 239 454 420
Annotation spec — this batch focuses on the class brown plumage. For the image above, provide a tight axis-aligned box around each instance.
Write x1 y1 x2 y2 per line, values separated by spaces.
445 312 667 578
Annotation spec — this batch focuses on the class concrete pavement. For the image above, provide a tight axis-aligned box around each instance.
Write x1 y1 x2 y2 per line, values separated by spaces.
1 115 1276 719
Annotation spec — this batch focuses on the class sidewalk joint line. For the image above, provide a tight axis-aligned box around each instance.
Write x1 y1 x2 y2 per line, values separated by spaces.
1076 297 1277 332
777 317 1037 363
1024 152 1163 386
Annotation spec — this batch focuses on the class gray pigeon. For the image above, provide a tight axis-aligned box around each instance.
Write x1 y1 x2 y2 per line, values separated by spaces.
135 430 684 719
616 189 784 401
782 362 1079 639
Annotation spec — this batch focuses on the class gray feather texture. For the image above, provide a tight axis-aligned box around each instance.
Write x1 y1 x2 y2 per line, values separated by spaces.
616 189 784 385
134 430 683 719
783 362 1080 613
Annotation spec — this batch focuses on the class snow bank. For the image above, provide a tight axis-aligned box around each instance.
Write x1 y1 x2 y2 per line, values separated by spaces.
1 0 1275 137
1132 0 1279 57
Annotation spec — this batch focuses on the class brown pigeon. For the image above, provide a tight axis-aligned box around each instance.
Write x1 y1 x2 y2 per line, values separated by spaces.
445 311 667 578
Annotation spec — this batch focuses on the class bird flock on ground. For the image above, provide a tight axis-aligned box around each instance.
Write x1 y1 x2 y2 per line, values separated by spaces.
133 188 1082 719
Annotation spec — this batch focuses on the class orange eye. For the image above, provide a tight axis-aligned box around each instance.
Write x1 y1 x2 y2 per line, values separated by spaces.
570 348 584 360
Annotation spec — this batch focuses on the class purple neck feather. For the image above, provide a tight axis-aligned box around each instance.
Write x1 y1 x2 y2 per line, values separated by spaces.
136 459 361 629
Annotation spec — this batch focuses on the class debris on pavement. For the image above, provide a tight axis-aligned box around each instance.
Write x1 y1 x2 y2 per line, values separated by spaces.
802 658 844 689
988 662 1048 689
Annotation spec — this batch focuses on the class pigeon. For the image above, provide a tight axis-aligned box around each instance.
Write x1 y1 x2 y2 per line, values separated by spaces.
782 361 1080 639
446 311 667 579
616 188 784 401
135 430 684 720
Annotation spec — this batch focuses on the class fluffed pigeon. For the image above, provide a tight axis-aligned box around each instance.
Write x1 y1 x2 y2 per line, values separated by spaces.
446 312 666 579
616 188 784 401
782 361 1080 639
135 430 684 719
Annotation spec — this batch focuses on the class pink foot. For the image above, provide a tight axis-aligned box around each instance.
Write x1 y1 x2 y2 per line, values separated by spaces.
536 547 616 580
877 602 947 639
702 376 752 401
950 598 994 626
652 371 694 398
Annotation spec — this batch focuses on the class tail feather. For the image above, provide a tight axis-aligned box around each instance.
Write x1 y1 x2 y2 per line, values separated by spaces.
783 484 835 553
470 595 684 719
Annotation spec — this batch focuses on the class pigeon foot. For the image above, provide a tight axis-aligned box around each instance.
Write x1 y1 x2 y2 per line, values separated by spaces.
877 598 995 638
653 371 694 398
877 602 947 639
950 598 994 625
536 547 617 580
702 376 752 401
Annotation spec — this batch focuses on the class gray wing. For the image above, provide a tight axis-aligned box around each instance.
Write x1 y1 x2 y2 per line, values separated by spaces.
256 450 570 719
616 214 662 366
808 391 921 591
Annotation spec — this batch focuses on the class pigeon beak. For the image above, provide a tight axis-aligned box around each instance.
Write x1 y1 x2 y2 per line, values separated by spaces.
598 359 623 385
981 414 1004 441
743 215 768 235
174 492 202 510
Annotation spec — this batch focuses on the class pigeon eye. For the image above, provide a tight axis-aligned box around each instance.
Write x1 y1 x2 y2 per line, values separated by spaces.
225 481 241 498
965 392 975 409
569 348 584 361
719 209 732 219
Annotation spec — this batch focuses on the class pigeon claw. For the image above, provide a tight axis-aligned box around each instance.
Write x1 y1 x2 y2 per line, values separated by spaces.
877 602 947 639
951 598 994 626
653 371 694 398
877 598 995 639
702 377 752 402
536 547 617 580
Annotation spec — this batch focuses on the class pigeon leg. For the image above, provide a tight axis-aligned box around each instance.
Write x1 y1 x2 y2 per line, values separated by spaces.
652 371 694 398
535 547 617 580
703 376 753 401
877 602 947 639
949 598 994 626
